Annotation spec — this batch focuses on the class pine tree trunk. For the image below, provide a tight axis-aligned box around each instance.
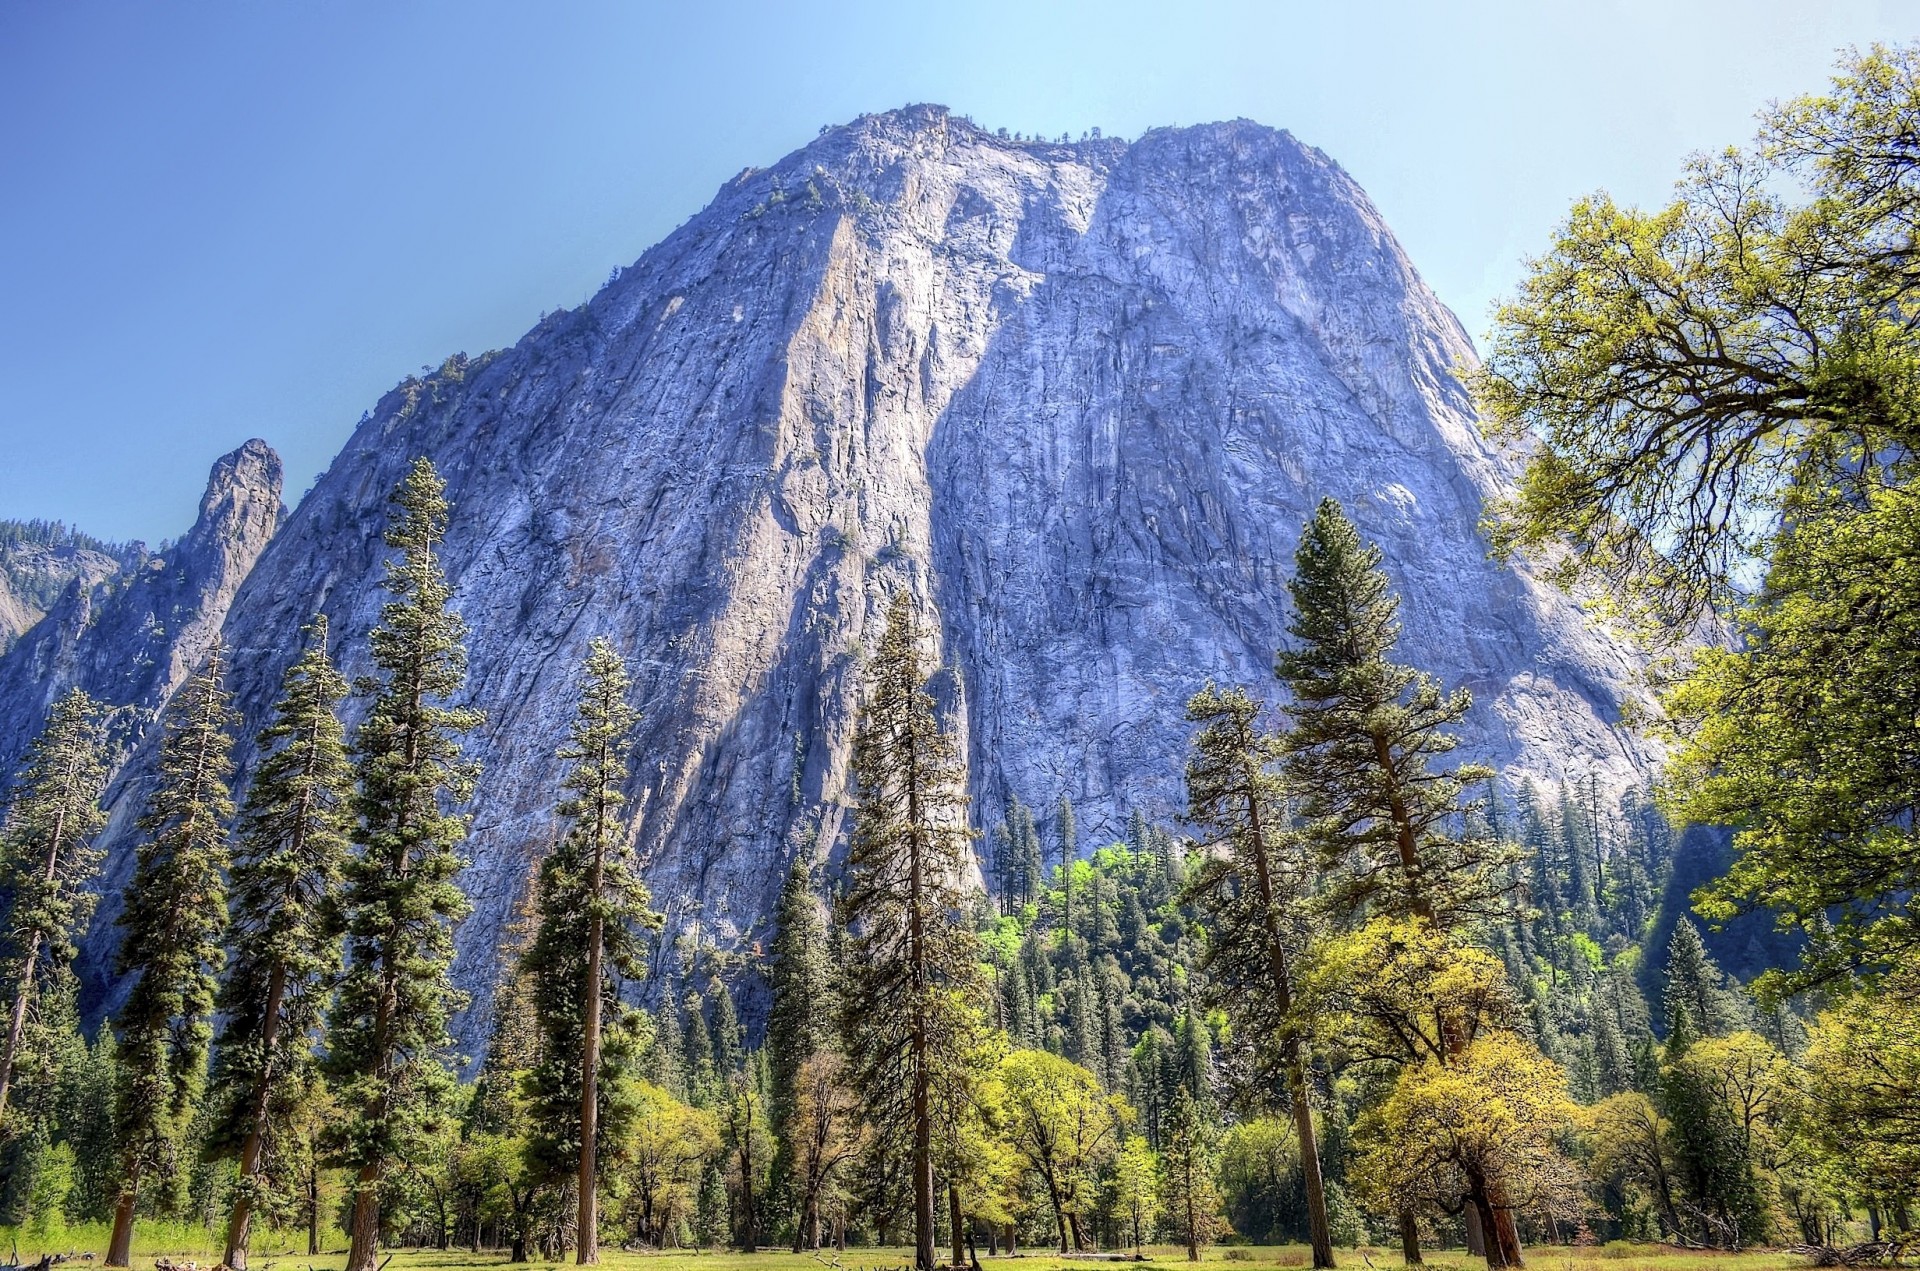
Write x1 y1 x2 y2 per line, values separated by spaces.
1244 791 1336 1269
0 791 73 1123
949 1178 965 1270
578 903 604 1264
1398 1211 1422 1266
0 931 44 1122
105 1159 141 1268
347 1163 383 1271
224 960 291 1270
308 1164 322 1256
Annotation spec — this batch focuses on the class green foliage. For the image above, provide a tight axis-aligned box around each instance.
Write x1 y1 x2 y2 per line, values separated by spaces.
1277 498 1510 928
0 688 110 1126
204 614 352 1258
114 646 238 1223
325 458 481 1263
521 639 659 1213
1667 485 1920 996
1475 44 1920 627
839 592 986 1268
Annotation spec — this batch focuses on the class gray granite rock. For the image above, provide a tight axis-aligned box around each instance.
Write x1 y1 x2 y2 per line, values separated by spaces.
1 108 1658 1046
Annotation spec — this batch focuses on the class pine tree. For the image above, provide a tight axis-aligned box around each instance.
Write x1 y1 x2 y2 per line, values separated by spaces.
766 860 833 1197
0 688 110 1124
1182 682 1336 1267
710 983 744 1078
1662 920 1743 1040
325 458 482 1271
1057 796 1077 939
201 619 352 1268
106 647 238 1267
839 592 984 1271
521 638 658 1263
1277 498 1511 929
1161 1087 1220 1262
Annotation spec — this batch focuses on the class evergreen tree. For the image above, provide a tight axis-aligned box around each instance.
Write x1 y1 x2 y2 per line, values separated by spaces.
1663 921 1743 1040
1277 498 1511 929
325 458 482 1271
0 688 110 1124
1161 1087 1221 1262
207 618 353 1270
839 592 984 1271
521 638 658 1263
766 858 834 1220
1057 796 1077 938
710 983 744 1079
1182 682 1335 1267
106 647 238 1267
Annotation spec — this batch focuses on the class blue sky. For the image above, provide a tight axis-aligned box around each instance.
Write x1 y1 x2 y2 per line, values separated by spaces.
1 0 1910 543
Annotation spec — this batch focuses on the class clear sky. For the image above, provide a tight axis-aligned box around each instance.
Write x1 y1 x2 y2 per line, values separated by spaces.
1 0 1911 543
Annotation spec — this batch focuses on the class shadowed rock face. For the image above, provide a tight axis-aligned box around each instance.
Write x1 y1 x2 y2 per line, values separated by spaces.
1 107 1656 1044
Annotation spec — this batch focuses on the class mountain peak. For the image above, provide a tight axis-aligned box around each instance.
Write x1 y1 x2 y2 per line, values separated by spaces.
0 112 1654 1044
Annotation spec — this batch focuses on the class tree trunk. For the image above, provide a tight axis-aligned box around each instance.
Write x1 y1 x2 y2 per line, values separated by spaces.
0 931 45 1123
346 1163 383 1271
1491 1203 1525 1266
578 844 606 1264
1245 776 1336 1268
105 1159 141 1268
1398 1210 1422 1266
308 1159 322 1255
949 1178 965 1270
1472 1194 1507 1270
1465 1205 1486 1257
222 960 291 1271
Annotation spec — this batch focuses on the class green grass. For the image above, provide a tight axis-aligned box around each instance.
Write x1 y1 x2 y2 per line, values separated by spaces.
0 1239 1816 1271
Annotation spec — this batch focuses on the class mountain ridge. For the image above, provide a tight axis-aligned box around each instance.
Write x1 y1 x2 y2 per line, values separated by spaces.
0 107 1658 1046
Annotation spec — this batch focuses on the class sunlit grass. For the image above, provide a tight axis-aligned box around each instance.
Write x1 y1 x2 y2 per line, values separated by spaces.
0 1239 1816 1271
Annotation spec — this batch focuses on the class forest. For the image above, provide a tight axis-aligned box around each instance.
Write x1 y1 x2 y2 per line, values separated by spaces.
0 38 1916 1271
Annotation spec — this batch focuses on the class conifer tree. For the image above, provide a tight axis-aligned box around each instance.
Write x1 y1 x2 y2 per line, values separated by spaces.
522 638 658 1263
0 688 110 1124
325 458 482 1271
839 592 983 1271
209 618 353 1271
767 860 833 1180
106 647 238 1267
1662 920 1744 1041
1277 498 1510 927
1161 1087 1221 1262
1183 682 1336 1267
1057 796 1077 938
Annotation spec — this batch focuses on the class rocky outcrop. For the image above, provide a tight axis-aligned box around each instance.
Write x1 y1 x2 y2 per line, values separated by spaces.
2 109 1657 1043
0 440 283 777
0 538 127 654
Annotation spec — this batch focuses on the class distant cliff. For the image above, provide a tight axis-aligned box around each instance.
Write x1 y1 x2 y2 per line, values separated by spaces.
0 108 1658 1044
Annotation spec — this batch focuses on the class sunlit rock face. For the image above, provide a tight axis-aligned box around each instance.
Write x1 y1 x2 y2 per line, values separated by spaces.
0 107 1655 1043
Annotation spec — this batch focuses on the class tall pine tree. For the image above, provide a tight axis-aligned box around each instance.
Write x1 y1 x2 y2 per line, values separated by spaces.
839 592 983 1271
522 638 659 1263
208 617 353 1271
0 688 110 1124
1277 498 1510 929
106 647 238 1267
326 458 482 1271
1183 682 1336 1268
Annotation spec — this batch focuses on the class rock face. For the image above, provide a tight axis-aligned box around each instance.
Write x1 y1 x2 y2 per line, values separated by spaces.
0 536 129 654
0 440 283 764
1 107 1657 1042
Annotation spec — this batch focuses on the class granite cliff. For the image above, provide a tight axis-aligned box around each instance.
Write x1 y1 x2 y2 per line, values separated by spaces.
0 107 1657 1040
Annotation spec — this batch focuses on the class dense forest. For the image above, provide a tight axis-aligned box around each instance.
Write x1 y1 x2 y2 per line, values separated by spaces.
0 39 1917 1271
